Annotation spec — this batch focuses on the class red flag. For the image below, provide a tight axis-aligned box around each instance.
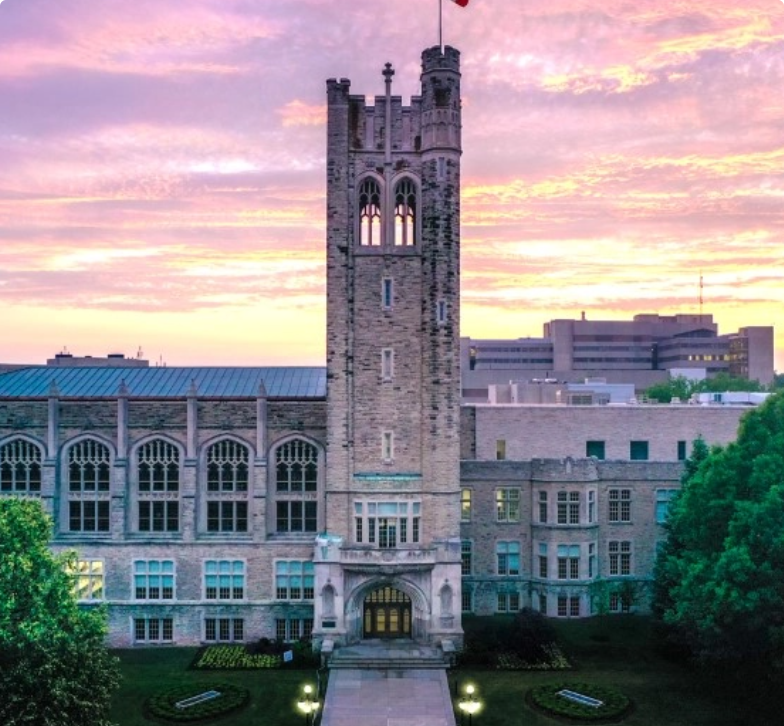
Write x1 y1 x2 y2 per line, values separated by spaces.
451 0 469 6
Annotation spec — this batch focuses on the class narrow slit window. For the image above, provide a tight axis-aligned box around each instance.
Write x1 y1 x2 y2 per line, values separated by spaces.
382 278 393 309
381 349 394 380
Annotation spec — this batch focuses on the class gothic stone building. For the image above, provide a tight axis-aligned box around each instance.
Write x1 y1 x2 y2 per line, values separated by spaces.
0 46 750 647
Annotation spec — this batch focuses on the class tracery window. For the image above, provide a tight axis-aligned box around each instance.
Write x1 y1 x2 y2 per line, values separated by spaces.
274 439 319 534
393 178 417 246
0 439 42 494
137 440 180 532
359 177 382 246
206 440 250 533
67 439 111 532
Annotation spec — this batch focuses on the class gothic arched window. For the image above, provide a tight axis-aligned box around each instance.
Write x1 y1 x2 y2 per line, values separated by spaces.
273 439 318 534
359 177 382 246
137 439 180 532
394 178 417 246
205 439 250 533
0 439 42 494
67 438 111 532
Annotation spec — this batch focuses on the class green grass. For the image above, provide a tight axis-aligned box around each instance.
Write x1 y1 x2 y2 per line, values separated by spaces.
110 648 322 726
111 619 784 726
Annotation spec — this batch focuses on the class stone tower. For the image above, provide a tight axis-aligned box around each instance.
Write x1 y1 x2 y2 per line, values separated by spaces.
313 46 463 648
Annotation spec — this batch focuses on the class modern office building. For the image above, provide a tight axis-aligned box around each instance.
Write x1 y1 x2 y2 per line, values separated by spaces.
462 315 775 401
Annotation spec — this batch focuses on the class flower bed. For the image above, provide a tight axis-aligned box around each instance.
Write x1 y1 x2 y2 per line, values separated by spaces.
529 682 630 722
146 682 249 722
192 645 281 670
496 643 571 670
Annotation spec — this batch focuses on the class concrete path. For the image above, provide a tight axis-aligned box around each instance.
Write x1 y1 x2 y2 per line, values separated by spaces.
320 668 457 726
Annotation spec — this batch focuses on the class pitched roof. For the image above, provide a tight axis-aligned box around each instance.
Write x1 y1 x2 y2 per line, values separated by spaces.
0 366 327 399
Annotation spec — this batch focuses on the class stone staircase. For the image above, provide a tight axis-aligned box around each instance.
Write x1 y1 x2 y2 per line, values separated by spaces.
327 639 450 670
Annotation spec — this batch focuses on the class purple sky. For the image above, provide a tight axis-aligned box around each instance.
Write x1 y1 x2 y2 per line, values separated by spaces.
1 0 782 370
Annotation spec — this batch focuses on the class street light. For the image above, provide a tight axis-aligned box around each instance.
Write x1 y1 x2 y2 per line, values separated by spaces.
297 684 320 726
457 683 481 726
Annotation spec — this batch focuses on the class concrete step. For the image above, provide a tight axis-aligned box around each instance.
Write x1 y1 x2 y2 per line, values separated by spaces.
329 656 447 670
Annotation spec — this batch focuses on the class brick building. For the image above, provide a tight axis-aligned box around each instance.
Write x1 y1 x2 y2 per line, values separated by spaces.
0 46 755 648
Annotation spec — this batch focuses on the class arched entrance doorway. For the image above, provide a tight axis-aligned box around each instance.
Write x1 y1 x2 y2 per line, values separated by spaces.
363 586 412 638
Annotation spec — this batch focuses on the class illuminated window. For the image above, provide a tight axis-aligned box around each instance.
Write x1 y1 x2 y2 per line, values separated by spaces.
393 178 417 246
359 178 382 246
460 488 472 522
67 559 104 601
496 488 520 522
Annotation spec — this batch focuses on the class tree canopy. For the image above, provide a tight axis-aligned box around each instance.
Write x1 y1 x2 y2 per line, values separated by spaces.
0 498 120 726
654 392 784 679
645 373 766 403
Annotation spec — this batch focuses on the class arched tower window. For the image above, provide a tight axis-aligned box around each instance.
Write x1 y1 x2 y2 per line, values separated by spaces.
359 178 382 246
273 438 318 534
67 438 111 532
205 439 250 533
394 178 417 246
0 439 42 494
137 439 180 532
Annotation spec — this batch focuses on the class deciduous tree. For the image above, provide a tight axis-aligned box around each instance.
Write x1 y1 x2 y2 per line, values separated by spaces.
654 393 784 679
0 498 120 726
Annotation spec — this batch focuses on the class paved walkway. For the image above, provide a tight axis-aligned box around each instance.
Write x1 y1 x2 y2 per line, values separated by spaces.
320 668 457 726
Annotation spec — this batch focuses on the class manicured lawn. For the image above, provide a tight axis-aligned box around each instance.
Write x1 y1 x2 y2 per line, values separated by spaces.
110 648 321 726
111 619 784 726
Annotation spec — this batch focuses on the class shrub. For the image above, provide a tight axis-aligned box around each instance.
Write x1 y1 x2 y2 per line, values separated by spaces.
509 608 558 662
529 682 630 722
146 683 249 723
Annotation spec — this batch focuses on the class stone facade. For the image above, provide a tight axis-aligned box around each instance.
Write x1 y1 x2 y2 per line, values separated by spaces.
318 46 463 648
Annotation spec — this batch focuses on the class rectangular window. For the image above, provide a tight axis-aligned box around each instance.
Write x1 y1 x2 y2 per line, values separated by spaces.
276 501 317 533
461 588 473 613
496 439 506 461
610 593 631 613
677 440 687 461
539 593 547 615
609 540 632 576
382 278 393 309
436 299 447 325
538 491 547 523
354 501 420 547
608 488 631 522
495 488 520 522
538 543 548 578
381 348 394 380
557 596 580 618
275 618 310 642
588 543 596 579
134 560 175 600
497 592 521 613
586 440 605 459
207 501 248 533
557 491 580 524
461 540 472 575
68 500 110 532
460 488 472 522
630 440 649 460
496 541 520 576
557 544 580 580
382 431 394 461
557 595 567 617
204 618 243 642
588 490 596 523
275 560 315 600
656 489 677 524
437 156 447 181
204 560 244 600
139 500 179 532
570 596 580 617
67 559 104 601
134 617 173 643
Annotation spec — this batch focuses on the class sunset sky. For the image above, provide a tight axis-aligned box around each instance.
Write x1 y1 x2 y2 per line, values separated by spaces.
1 0 782 371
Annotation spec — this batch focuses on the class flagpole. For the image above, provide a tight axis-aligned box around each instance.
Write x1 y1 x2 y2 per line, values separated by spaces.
439 0 443 53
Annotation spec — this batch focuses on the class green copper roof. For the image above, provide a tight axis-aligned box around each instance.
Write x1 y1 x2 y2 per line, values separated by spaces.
0 366 326 399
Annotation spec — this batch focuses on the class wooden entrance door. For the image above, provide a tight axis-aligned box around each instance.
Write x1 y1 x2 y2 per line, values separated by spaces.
363 586 412 638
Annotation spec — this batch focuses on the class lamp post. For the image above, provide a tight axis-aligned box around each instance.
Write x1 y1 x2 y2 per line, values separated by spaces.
457 684 481 726
297 684 320 726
